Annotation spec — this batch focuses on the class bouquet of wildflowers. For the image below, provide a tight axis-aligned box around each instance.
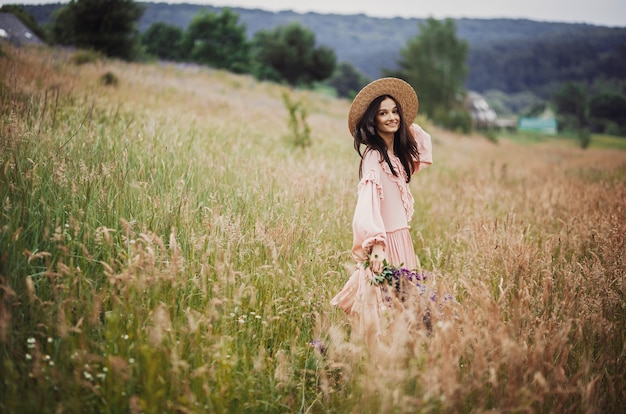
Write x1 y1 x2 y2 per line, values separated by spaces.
366 260 456 332
367 259 428 288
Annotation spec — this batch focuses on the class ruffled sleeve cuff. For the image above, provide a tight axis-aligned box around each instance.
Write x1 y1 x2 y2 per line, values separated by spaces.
412 123 433 171
361 235 386 254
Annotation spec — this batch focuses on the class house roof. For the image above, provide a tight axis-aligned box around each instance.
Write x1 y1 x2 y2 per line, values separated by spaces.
465 91 497 125
0 12 43 45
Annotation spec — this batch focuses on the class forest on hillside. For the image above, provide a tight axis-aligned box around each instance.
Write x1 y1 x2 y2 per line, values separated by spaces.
22 2 626 102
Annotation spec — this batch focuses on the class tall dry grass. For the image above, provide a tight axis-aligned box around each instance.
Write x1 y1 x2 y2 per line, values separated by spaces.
1 44 625 413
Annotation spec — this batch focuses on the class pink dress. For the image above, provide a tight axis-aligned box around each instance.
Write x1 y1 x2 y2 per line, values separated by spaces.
330 124 433 337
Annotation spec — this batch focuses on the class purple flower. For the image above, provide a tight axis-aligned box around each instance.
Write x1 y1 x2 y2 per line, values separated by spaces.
308 339 326 355
369 260 429 290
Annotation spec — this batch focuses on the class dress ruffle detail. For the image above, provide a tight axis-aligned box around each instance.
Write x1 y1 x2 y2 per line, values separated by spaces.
358 169 384 201
379 155 414 222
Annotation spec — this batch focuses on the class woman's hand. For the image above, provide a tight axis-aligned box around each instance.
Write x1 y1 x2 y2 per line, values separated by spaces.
369 244 386 274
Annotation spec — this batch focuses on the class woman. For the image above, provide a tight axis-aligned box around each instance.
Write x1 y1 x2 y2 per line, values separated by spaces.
330 77 433 342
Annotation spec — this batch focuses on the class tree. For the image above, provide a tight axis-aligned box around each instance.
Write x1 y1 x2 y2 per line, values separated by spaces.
252 23 336 86
325 61 370 99
553 82 588 130
182 8 250 73
390 18 468 125
589 93 626 135
553 82 592 147
553 83 626 137
51 0 145 60
142 22 184 61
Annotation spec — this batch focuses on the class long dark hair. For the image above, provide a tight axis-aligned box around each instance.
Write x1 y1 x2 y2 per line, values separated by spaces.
353 95 420 183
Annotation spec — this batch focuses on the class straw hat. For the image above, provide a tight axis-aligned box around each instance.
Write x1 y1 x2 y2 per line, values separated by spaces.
348 77 419 135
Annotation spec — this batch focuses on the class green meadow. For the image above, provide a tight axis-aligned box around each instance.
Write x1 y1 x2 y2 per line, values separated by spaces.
1 44 625 413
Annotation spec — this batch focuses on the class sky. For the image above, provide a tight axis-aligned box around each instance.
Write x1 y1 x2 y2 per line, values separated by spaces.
5 0 626 27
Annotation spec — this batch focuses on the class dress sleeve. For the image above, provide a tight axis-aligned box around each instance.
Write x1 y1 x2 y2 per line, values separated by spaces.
352 154 386 261
412 123 433 172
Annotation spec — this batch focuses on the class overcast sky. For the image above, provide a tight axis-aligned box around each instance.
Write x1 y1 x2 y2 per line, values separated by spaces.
5 0 626 27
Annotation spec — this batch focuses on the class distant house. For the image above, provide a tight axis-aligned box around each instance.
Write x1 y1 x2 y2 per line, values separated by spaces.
0 12 44 46
518 108 557 135
465 91 497 129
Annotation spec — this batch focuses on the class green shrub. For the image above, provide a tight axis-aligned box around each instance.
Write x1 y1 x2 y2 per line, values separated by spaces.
70 49 103 65
434 107 472 134
100 71 119 86
484 127 499 143
579 127 591 149
603 121 625 137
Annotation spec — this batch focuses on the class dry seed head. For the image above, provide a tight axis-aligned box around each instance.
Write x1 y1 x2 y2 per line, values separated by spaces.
149 304 172 346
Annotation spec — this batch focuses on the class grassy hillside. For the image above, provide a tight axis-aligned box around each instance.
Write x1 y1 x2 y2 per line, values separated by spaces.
1 43 625 413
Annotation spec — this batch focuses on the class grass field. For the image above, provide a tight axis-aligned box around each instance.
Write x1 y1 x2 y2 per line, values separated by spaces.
498 129 626 151
589 133 626 151
1 44 625 413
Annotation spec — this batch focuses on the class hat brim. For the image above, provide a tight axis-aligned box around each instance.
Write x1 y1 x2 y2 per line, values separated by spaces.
348 77 419 135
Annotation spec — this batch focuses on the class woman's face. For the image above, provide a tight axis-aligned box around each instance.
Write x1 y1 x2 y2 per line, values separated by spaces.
375 97 400 137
